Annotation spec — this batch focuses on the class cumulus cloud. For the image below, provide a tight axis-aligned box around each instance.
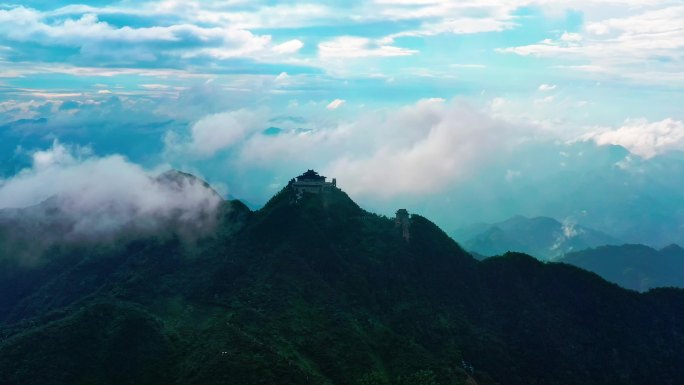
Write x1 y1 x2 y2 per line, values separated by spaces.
318 36 417 58
177 109 268 157
0 6 300 67
581 118 684 159
381 17 516 43
0 141 223 238
273 39 304 54
2 1 682 84
499 4 684 84
230 98 531 198
326 99 527 197
538 84 556 91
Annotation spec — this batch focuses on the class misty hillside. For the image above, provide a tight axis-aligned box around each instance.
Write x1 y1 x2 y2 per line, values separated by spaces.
1 177 683 385
454 215 621 261
558 244 684 292
0 169 221 250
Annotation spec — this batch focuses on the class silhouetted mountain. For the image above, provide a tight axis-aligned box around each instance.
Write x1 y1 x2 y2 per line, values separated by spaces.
557 244 684 292
455 215 621 260
1 176 683 385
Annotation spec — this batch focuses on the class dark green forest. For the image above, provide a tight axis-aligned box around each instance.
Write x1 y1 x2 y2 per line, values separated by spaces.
1 186 683 385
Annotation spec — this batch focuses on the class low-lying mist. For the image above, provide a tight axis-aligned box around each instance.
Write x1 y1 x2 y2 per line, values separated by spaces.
0 141 224 264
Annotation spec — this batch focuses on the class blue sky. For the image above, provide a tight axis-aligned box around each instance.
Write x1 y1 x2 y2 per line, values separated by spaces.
1 1 684 243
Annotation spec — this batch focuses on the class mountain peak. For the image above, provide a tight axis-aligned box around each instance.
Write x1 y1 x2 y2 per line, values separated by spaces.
155 169 222 199
260 170 361 217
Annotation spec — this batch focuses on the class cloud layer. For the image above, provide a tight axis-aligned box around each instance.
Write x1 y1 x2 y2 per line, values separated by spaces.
1 0 681 84
0 141 223 238
165 98 533 198
0 6 302 66
582 118 684 159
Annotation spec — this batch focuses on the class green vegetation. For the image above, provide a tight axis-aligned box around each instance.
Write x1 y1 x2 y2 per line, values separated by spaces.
1 187 683 384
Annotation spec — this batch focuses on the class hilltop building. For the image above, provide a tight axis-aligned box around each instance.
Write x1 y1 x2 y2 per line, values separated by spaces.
395 209 410 241
289 169 336 195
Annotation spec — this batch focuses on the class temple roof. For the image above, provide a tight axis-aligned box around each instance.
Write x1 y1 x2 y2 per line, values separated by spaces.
296 169 326 182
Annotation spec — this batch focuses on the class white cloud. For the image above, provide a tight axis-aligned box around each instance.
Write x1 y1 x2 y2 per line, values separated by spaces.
184 109 268 157
140 84 171 90
5 1 680 83
318 36 417 58
498 36 581 57
30 140 91 170
560 31 582 42
162 1 520 35
232 98 532 198
490 97 507 111
326 99 346 110
381 17 517 43
0 6 294 64
499 4 684 84
326 99 527 197
582 118 684 159
190 3 335 29
373 0 521 37
538 83 556 91
0 62 208 79
273 39 304 54
0 141 222 237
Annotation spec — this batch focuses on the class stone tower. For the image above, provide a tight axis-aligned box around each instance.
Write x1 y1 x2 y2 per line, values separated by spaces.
395 209 410 241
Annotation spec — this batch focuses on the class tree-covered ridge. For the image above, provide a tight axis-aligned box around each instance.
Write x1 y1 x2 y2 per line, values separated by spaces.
1 184 683 385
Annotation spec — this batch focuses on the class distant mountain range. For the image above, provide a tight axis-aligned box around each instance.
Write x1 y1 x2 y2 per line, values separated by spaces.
454 215 621 260
414 142 684 250
1 172 683 384
557 244 684 292
454 216 684 292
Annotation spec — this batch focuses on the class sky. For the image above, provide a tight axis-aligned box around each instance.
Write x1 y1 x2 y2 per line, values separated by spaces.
1 1 684 244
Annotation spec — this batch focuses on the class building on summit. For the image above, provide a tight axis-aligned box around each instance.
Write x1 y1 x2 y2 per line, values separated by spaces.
289 169 337 195
395 209 410 241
